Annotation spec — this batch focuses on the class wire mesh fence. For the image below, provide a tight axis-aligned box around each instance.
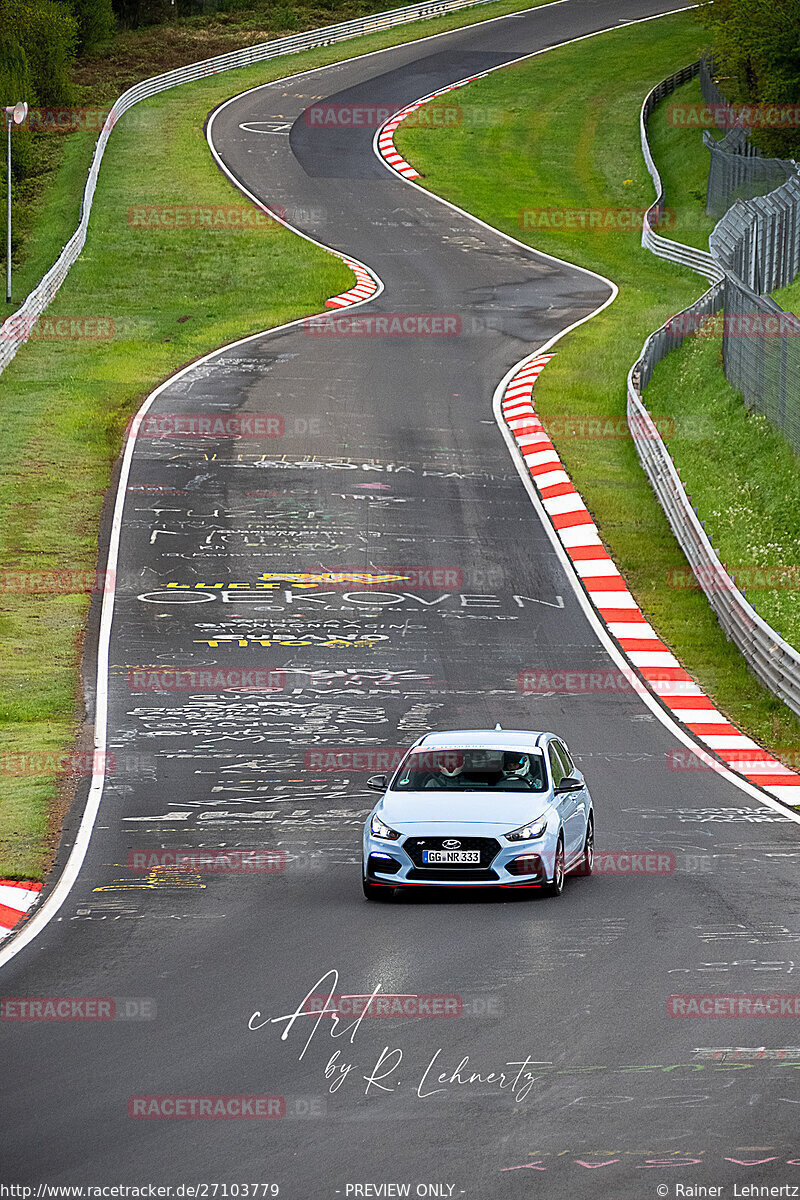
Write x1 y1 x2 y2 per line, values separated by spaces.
703 130 795 219
699 57 797 218
709 171 800 453
719 277 800 453
711 173 800 292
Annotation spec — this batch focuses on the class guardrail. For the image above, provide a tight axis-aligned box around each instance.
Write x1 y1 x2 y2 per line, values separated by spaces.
627 306 800 719
639 63 724 283
629 65 800 719
0 0 496 379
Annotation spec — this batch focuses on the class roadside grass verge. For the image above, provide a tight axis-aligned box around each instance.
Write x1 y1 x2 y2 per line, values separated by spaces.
397 12 800 756
634 77 800 652
0 0 549 880
7 134 101 307
773 276 800 314
75 0 476 100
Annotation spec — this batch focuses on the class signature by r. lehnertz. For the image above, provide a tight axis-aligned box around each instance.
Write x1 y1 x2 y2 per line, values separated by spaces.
248 969 547 1102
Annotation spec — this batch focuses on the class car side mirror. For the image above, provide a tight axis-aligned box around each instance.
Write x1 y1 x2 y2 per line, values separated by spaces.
367 773 388 792
555 776 582 794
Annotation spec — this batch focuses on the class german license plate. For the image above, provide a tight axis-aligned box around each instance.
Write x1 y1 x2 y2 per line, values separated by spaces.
422 850 481 865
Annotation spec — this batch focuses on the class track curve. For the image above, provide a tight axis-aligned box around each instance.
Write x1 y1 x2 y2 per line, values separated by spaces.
2 2 800 1195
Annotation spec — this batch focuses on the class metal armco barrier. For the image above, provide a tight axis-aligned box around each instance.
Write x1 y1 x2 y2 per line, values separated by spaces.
0 0 495 378
627 312 800 719
639 63 724 283
630 67 800 718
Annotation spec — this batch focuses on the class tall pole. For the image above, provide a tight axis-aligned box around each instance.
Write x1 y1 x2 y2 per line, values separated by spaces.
6 113 11 304
3 104 27 305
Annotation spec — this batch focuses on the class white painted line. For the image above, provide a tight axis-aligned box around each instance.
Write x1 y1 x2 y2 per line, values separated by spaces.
373 6 699 187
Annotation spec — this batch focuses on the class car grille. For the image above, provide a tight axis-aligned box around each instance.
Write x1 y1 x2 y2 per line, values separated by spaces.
402 835 501 871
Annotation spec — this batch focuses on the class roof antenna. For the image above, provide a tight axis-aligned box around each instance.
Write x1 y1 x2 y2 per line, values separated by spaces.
494 722 502 730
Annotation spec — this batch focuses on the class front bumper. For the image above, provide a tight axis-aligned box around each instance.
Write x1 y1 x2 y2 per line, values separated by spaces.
363 830 556 888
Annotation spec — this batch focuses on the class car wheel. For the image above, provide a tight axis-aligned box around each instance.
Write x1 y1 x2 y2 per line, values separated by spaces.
544 836 565 897
575 815 594 876
363 876 395 901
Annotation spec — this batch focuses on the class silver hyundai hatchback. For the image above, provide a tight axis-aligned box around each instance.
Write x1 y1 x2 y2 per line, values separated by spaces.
362 728 594 899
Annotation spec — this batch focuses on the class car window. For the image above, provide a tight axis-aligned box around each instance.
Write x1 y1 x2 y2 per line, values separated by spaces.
553 740 574 777
548 742 565 788
392 748 547 792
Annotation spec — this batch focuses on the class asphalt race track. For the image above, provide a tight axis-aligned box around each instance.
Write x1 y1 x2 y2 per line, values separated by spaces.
3 1 800 1194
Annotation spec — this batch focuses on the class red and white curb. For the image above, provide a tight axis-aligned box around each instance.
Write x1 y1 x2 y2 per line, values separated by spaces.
325 255 379 308
0 881 43 940
377 103 425 179
376 73 491 180
502 354 800 808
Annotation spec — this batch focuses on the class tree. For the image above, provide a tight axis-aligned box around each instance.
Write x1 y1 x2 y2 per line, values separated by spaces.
698 0 800 157
68 0 115 53
111 0 173 28
0 30 34 177
0 0 77 106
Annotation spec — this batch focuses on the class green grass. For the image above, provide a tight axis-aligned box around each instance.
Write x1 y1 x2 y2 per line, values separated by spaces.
637 77 800 653
0 0 551 880
397 12 800 758
74 0 498 102
773 276 800 315
6 134 101 306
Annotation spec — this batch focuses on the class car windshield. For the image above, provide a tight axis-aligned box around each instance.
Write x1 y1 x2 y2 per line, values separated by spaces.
391 748 547 792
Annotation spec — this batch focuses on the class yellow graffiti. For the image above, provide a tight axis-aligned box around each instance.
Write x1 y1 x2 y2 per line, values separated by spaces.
165 572 410 592
93 866 206 893
192 638 382 648
258 571 410 586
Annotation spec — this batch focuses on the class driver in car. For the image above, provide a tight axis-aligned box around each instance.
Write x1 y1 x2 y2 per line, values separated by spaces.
500 751 545 789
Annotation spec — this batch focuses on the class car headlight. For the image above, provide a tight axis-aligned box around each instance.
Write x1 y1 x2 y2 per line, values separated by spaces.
370 813 401 841
505 814 549 842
